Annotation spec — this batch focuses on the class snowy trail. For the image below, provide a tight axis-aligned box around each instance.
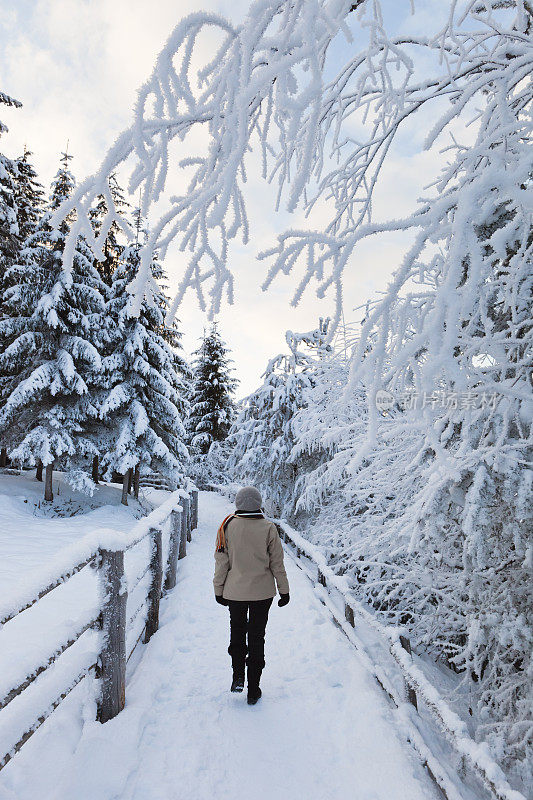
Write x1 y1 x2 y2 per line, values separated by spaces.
49 492 437 800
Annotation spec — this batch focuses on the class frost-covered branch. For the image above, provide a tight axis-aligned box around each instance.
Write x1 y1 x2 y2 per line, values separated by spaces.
51 2 531 335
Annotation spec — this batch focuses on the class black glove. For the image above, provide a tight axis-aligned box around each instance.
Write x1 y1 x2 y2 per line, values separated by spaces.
278 593 290 607
215 594 229 606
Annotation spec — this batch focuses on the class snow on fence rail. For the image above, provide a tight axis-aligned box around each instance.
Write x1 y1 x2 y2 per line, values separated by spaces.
0 485 199 771
275 520 526 800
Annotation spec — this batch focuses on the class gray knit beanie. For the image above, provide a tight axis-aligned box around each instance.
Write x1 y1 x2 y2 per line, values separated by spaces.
235 486 263 512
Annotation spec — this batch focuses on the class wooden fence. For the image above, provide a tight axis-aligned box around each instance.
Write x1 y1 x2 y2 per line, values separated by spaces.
276 521 526 800
0 486 199 770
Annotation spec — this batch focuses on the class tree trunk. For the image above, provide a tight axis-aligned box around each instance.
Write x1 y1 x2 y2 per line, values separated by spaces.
0 447 7 468
44 463 53 502
133 464 140 500
121 472 129 506
36 461 43 482
92 455 99 484
127 467 133 495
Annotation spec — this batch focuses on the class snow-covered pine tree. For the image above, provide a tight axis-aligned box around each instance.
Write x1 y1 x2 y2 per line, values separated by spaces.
0 151 107 500
151 245 191 487
0 149 45 468
0 90 21 263
13 149 45 242
85 175 132 483
0 91 22 467
0 154 18 266
89 172 129 287
188 323 237 459
99 230 189 504
153 251 192 421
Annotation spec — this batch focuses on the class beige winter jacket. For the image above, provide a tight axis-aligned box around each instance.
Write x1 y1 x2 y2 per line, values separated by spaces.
213 516 290 601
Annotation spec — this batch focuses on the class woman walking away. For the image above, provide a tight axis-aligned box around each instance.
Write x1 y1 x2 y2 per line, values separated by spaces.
214 486 290 705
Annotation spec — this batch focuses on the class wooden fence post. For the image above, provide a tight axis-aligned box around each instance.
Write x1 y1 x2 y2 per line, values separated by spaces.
163 510 180 592
144 527 163 643
182 496 191 543
399 635 418 710
191 489 199 530
97 549 127 723
178 508 187 560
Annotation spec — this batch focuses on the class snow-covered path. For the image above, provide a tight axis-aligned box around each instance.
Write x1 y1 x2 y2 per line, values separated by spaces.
46 492 436 800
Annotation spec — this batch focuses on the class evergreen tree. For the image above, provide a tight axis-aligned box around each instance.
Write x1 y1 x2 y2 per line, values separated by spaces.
0 152 107 500
1 150 46 330
0 90 21 263
0 155 18 265
89 172 129 287
188 323 237 456
153 255 192 418
0 150 45 468
0 91 22 466
99 233 189 504
13 149 45 242
86 174 131 483
151 243 192 392
150 245 191 482
0 91 21 277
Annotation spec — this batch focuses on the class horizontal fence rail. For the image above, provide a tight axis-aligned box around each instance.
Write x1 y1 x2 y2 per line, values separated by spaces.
276 520 526 800
0 556 97 627
0 483 199 772
0 617 99 712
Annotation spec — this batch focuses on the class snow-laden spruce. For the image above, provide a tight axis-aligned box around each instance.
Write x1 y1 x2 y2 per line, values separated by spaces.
88 172 131 288
0 143 193 499
0 90 22 264
0 153 108 499
98 232 189 503
188 323 237 456
12 150 45 244
0 148 46 469
0 92 23 467
0 155 18 265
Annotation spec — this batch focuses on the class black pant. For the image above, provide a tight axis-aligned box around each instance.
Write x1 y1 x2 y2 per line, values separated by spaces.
227 598 273 686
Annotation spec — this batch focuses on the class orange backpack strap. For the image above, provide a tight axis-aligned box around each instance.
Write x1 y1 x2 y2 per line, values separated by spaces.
216 514 234 553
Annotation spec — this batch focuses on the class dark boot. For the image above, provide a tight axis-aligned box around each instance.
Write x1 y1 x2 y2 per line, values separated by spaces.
230 651 246 693
247 662 263 705
231 666 245 692
247 687 262 705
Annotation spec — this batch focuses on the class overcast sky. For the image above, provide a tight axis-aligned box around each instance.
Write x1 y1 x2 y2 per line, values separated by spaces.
1 0 450 396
